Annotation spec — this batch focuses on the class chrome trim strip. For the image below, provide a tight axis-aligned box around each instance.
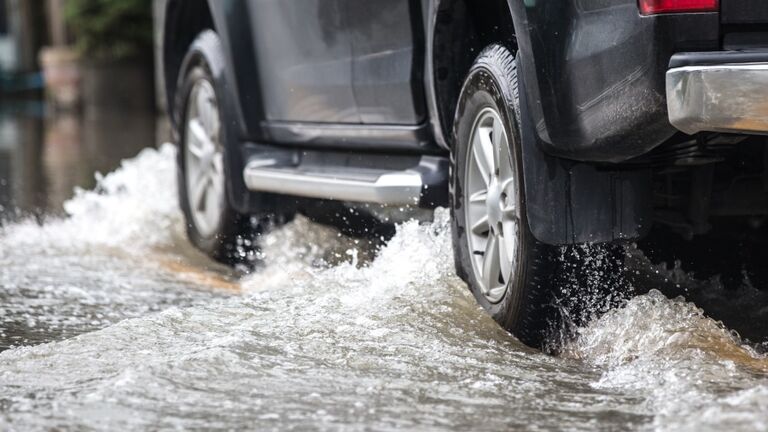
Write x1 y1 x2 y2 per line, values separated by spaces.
667 63 768 135
243 163 423 205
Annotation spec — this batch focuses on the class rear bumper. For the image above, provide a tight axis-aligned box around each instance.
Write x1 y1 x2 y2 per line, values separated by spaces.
667 51 768 135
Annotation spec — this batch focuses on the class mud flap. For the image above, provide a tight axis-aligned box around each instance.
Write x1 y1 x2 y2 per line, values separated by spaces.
518 70 653 245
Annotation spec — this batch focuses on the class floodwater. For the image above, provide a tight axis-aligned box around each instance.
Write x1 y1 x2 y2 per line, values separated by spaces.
1 107 768 431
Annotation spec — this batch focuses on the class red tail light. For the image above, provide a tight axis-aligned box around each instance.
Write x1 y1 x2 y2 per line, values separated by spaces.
639 0 718 15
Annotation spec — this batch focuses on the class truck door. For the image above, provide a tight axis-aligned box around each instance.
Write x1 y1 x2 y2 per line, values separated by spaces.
248 0 360 123
345 0 427 125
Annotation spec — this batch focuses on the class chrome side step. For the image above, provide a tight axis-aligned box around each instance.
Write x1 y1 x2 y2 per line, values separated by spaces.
243 158 442 205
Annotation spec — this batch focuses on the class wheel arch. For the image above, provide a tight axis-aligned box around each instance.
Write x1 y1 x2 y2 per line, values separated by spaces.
162 0 214 132
162 0 262 140
430 0 517 150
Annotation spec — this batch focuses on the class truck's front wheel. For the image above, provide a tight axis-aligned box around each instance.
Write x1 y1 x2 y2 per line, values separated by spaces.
451 45 558 348
176 31 286 265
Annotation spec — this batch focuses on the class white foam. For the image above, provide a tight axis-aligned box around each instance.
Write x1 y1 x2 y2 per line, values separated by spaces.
0 144 182 255
564 289 768 430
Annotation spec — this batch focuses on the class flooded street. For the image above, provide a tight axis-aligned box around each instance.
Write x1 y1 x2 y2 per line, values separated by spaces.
1 110 768 430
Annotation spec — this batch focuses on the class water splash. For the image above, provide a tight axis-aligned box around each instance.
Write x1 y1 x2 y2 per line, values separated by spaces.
0 144 221 350
564 289 768 431
0 143 183 255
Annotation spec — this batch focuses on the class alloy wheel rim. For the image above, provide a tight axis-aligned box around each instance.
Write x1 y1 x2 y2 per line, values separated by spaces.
184 79 225 238
464 107 521 303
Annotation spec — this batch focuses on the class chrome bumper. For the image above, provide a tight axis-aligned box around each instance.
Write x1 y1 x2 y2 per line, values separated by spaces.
666 63 768 135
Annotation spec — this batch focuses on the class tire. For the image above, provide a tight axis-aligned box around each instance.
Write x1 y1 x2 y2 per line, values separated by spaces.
175 30 277 265
451 45 559 349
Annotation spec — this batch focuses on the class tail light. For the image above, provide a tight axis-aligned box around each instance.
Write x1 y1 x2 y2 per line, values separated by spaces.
639 0 718 15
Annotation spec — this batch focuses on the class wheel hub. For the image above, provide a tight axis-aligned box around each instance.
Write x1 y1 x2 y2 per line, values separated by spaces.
463 107 521 304
184 78 225 238
486 175 504 235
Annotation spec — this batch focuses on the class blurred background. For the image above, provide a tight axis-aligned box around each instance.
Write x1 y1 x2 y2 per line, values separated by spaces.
0 0 164 221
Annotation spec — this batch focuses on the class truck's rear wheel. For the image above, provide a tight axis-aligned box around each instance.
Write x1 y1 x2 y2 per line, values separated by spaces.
451 45 558 348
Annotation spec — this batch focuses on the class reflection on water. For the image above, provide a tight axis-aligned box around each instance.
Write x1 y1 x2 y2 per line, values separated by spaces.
0 102 160 220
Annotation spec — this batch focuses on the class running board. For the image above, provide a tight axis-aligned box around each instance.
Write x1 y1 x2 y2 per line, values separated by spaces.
242 155 447 206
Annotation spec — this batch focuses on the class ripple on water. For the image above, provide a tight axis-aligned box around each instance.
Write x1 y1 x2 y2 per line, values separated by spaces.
0 145 766 431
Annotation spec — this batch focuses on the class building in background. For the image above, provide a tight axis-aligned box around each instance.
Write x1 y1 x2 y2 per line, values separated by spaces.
0 0 49 95
0 0 18 73
0 0 158 217
0 0 43 73
38 0 79 109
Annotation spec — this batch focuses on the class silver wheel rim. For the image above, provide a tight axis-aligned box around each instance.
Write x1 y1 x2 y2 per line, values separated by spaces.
184 79 225 238
464 107 521 304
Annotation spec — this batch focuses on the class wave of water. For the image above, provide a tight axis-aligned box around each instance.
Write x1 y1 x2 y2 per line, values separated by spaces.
0 145 767 430
1 144 183 254
564 290 768 431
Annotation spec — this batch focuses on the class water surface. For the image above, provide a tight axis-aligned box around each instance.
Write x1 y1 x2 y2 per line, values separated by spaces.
0 139 767 430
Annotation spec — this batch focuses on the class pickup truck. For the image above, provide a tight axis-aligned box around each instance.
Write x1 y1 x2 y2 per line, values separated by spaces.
158 0 768 348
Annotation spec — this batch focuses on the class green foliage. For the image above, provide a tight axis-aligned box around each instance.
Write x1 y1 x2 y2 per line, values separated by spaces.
64 0 153 61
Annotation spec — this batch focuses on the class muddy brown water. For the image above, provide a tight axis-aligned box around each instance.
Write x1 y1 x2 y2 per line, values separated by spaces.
0 108 767 430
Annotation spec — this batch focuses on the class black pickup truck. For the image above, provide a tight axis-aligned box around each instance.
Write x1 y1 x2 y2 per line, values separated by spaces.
158 0 768 347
